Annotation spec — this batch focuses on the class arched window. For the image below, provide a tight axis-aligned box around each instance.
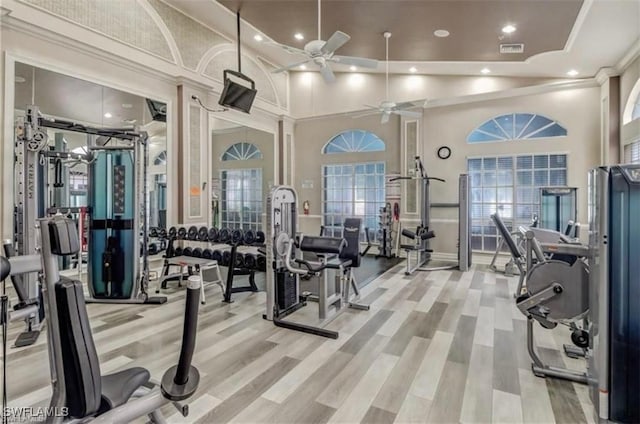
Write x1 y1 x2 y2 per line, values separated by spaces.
222 142 263 161
323 130 386 154
467 113 567 143
153 150 167 166
633 99 640 121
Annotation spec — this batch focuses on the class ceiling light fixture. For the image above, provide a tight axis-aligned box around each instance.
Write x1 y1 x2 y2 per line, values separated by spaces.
502 24 516 34
294 32 304 41
299 64 307 70
104 112 112 118
253 34 263 42
121 103 133 109
481 68 491 74
409 67 417 73
567 69 579 77
434 29 450 38
350 66 357 71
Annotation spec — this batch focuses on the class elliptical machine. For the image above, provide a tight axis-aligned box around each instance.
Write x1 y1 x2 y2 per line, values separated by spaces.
0 216 200 423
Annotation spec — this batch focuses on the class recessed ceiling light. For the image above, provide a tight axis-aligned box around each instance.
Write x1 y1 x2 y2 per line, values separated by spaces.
502 24 516 34
294 33 304 41
567 69 579 77
15 76 26 83
350 66 357 71
409 67 417 73
299 65 307 70
434 29 450 38
121 103 133 109
481 68 491 74
254 34 263 42
104 112 112 118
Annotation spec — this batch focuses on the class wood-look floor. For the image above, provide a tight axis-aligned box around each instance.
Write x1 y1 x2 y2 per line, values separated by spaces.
1 263 595 423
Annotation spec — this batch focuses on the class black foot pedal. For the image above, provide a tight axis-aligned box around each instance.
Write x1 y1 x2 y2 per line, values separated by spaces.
14 330 40 347
145 296 168 304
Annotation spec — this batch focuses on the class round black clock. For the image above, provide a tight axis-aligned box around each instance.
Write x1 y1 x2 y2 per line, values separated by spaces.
437 146 451 160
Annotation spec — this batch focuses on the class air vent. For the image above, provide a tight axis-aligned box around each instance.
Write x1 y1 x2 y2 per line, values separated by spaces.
500 43 524 54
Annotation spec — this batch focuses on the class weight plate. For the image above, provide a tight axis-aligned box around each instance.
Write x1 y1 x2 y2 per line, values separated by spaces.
231 229 244 244
208 227 219 242
187 226 198 240
243 230 256 245
177 227 187 239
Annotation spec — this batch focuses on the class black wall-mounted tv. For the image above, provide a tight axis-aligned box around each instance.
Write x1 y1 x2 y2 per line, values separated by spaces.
146 99 167 122
218 70 257 114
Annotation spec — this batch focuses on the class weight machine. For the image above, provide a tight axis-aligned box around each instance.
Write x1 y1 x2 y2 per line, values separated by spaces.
265 186 369 339
14 105 165 305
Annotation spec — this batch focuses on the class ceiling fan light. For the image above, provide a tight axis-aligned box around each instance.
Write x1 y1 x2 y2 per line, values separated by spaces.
294 32 304 40
409 67 417 73
253 34 263 42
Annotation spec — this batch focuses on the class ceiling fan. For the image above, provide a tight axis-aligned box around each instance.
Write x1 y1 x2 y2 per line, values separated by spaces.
354 32 422 124
269 0 378 83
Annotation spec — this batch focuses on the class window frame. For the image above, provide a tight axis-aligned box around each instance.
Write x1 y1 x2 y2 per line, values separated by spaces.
467 113 568 144
219 168 263 231
322 129 386 154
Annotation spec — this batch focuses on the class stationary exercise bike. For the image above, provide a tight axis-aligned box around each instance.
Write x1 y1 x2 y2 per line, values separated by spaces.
0 216 200 423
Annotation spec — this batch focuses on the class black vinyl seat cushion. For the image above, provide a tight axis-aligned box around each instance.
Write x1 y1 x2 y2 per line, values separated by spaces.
100 368 150 410
55 279 150 419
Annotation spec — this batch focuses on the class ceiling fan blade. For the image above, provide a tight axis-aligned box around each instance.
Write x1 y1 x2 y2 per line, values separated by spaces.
321 31 351 54
363 104 381 109
381 112 391 124
319 64 336 83
393 110 422 118
331 55 379 69
393 100 421 110
352 110 380 119
272 59 312 73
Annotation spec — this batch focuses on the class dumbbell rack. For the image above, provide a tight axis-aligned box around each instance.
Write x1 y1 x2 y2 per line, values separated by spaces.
160 225 266 303
377 204 395 258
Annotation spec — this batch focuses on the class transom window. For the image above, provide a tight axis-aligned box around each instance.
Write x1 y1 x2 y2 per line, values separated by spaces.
222 142 263 161
468 153 568 251
467 113 567 143
323 130 386 154
153 150 167 166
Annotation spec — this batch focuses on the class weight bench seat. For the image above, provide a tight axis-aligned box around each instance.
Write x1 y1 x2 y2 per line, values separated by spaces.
56 279 150 419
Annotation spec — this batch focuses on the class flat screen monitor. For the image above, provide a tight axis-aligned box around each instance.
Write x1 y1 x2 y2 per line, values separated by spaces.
146 99 167 122
218 71 257 114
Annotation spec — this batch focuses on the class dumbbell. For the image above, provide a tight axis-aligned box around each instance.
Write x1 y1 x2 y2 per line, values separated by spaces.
191 248 203 258
221 251 231 267
159 228 167 239
169 227 177 239
177 227 187 239
256 255 266 272
202 249 213 260
198 226 209 241
149 227 158 238
183 247 193 257
208 227 219 243
174 246 183 256
231 229 244 245
212 250 222 263
148 243 159 255
187 226 199 241
218 228 231 243
234 253 245 269
256 231 266 244
243 253 257 270
243 230 256 245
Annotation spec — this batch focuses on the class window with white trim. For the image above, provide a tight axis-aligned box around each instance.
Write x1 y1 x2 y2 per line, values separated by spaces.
222 142 263 161
468 153 568 251
323 130 385 153
467 113 567 143
624 140 640 164
220 168 262 231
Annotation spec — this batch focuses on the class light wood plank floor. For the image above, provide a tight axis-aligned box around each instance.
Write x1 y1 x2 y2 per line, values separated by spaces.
1 263 595 423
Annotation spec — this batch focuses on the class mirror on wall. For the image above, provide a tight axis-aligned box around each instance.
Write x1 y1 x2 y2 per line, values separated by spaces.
12 62 168 268
210 117 274 231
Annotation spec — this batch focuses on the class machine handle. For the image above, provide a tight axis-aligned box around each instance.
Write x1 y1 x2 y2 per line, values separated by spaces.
294 258 326 274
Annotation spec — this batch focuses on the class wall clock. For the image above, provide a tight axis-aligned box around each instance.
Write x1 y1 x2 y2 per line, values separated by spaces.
437 146 451 160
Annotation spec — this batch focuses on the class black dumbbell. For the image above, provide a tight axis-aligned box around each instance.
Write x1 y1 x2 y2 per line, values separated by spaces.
243 229 256 245
174 246 183 256
202 249 213 260
208 227 219 243
149 227 158 238
192 248 203 258
244 253 257 270
257 255 266 272
198 226 209 241
221 251 231 266
159 228 167 239
212 250 222 263
187 226 198 240
177 227 187 239
256 231 266 244
169 227 177 239
218 228 230 243
231 229 244 244
183 247 193 257
234 253 245 268
148 243 159 255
